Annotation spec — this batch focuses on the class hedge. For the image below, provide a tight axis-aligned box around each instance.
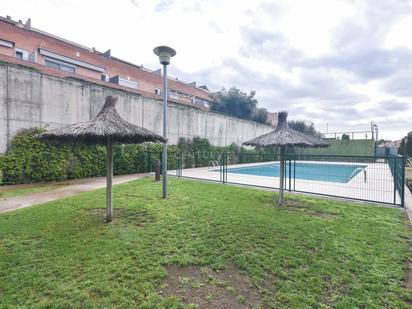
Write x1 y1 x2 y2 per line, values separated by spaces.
0 128 276 185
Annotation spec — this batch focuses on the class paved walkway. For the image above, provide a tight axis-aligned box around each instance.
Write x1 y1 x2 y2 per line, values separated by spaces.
0 173 149 213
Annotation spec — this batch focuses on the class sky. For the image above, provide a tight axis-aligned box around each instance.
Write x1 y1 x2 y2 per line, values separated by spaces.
3 0 412 140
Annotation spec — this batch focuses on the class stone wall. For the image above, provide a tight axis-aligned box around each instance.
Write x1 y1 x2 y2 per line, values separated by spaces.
0 62 273 152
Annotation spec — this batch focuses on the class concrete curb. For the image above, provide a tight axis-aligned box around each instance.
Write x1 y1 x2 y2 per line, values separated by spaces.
404 185 412 223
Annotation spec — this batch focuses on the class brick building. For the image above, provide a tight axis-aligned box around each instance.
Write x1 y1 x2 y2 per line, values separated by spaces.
266 111 278 127
0 15 211 108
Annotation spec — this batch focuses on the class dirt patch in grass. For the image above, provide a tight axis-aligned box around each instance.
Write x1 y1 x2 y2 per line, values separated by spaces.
405 261 412 292
84 208 155 226
278 199 339 219
159 262 272 308
259 196 338 219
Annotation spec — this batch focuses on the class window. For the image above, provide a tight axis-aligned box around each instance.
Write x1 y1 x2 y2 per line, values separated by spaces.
45 59 60 69
45 58 75 73
15 51 23 60
101 74 109 82
0 39 14 48
109 75 138 89
194 98 209 108
15 48 29 61
154 88 160 95
60 64 75 73
169 90 179 100
39 48 105 73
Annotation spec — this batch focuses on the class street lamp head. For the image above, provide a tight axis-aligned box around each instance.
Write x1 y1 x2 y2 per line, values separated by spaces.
153 45 176 65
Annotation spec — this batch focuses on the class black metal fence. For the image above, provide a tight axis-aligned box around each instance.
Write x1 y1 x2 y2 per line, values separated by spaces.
155 151 405 207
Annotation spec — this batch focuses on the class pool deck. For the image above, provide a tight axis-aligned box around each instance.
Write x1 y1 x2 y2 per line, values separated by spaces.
169 160 400 205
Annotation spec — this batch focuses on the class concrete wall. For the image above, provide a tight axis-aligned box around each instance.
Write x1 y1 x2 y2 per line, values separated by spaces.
0 62 273 153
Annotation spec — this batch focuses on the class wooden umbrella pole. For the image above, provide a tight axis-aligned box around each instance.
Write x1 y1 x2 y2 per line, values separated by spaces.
106 136 113 222
279 145 285 205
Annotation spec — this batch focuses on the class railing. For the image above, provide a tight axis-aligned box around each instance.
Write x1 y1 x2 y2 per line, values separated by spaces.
387 154 405 206
156 151 406 207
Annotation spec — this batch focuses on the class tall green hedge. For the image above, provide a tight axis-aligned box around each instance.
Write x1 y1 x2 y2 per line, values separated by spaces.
1 128 71 184
0 128 156 185
0 128 277 185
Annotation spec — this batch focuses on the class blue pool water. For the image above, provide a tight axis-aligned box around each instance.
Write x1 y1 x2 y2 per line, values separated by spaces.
226 162 367 183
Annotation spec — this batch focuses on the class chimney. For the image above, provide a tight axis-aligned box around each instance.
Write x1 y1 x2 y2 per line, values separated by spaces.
16 19 24 28
24 18 31 30
102 49 111 58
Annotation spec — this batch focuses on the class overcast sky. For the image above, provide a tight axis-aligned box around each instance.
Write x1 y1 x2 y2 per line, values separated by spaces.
3 0 412 139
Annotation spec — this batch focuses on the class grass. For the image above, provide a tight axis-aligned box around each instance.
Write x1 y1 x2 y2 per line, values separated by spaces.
0 183 67 199
304 139 375 156
0 177 411 308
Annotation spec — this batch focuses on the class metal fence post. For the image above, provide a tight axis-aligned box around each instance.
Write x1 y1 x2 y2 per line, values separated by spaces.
176 154 180 177
288 157 292 192
222 152 226 184
393 156 397 205
225 152 228 183
147 149 151 173
219 153 223 182
402 156 405 207
293 158 296 191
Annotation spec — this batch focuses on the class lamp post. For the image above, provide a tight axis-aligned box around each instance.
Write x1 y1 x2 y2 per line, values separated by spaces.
153 45 176 198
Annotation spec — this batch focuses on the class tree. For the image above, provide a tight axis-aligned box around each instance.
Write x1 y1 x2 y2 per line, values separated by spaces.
406 132 412 157
341 134 350 140
210 87 268 124
251 108 268 124
398 138 406 155
398 132 412 157
288 120 320 137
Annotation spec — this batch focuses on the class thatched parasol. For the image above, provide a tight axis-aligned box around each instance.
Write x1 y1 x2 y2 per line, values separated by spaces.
37 95 165 222
243 111 328 204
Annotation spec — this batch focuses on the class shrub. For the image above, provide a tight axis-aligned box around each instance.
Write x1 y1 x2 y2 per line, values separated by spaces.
1 128 70 184
0 129 279 185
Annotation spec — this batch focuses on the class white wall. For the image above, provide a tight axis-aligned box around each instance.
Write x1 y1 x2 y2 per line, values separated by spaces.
0 62 273 152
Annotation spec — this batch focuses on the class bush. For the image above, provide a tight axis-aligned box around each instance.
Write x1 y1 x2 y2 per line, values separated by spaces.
1 128 70 184
0 128 153 184
0 129 280 185
67 145 106 179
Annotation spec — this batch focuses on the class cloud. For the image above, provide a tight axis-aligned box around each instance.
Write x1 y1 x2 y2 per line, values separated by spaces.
381 72 412 97
154 0 175 12
239 26 303 66
11 0 410 139
304 48 412 81
332 0 412 51
378 100 410 112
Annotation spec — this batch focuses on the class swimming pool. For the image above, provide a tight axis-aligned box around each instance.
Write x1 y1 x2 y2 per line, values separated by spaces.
226 162 367 183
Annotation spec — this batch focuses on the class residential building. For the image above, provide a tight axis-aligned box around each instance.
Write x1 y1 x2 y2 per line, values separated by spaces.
266 111 278 127
0 15 211 108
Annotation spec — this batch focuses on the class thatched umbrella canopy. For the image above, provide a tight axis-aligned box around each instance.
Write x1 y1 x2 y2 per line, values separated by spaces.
243 111 328 204
37 95 165 222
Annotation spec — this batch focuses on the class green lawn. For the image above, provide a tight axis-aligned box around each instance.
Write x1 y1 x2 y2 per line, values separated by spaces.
0 177 411 308
0 183 68 199
304 139 376 156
